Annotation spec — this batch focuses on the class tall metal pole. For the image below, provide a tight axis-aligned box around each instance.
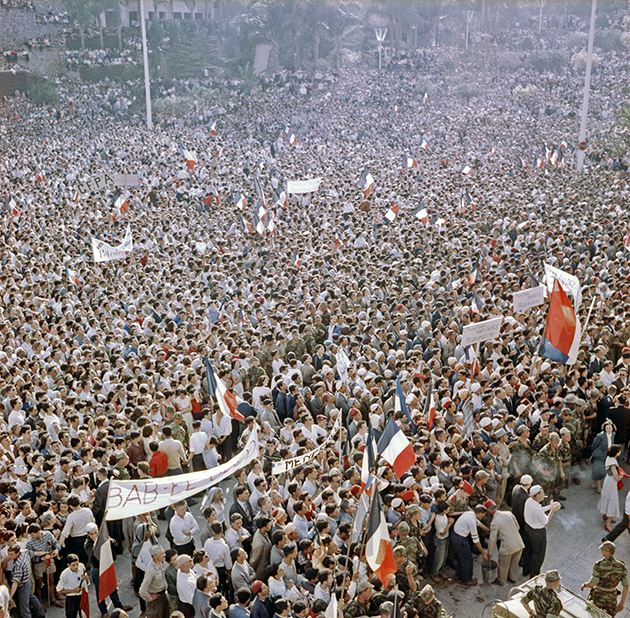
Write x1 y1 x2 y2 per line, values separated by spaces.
577 0 597 172
140 0 153 130
375 28 387 71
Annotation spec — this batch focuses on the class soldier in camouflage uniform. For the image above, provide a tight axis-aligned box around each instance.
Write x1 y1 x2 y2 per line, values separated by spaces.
257 338 273 378
557 426 581 487
302 325 317 356
531 423 550 453
581 541 629 617
285 330 306 362
532 433 566 502
245 356 265 392
521 570 563 618
416 584 452 618
468 470 489 509
397 521 428 572
344 581 379 618
406 505 424 541
168 412 190 451
393 545 419 605
511 426 533 480
113 451 131 480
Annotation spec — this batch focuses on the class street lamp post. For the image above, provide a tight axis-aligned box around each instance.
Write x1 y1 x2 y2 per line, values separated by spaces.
577 0 597 172
139 0 153 129
375 28 387 71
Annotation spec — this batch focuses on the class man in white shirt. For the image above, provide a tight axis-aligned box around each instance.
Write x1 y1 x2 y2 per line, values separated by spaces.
203 522 233 595
176 554 197 615
451 505 489 585
523 485 561 578
169 501 199 556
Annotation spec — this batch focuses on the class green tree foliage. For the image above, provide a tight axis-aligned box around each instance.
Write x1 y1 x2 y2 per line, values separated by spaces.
27 72 58 105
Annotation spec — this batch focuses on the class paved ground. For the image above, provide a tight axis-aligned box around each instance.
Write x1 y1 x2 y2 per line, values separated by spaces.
41 465 630 618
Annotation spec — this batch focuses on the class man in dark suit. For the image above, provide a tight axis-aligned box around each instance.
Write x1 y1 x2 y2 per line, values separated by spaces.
229 485 255 535
512 474 532 577
91 467 110 526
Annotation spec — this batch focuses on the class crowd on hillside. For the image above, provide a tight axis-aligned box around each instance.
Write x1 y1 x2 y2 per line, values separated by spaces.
3 9 630 618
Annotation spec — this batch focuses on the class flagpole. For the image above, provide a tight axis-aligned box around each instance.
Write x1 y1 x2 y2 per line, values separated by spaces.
581 295 597 334
139 0 152 130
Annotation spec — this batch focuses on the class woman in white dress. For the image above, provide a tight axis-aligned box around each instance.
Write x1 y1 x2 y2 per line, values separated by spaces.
598 444 622 532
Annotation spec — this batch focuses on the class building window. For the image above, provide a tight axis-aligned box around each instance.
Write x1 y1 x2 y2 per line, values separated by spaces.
195 13 203 20
159 12 165 19
148 11 154 20
173 12 182 20
129 10 138 23
184 12 192 20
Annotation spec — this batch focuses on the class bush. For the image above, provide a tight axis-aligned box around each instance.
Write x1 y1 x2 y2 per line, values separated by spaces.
571 49 600 72
454 82 480 101
27 72 58 105
519 37 534 51
566 32 587 49
594 29 622 53
527 50 568 73
622 32 630 52
497 51 522 70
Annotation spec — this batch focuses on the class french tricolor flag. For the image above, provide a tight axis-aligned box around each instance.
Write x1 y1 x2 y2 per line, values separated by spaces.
114 193 129 215
377 416 415 478
365 490 397 586
36 171 46 182
420 138 429 151
414 206 428 225
274 188 287 209
402 156 418 169
234 192 246 211
360 425 377 495
209 120 218 136
289 134 297 146
360 169 375 198
95 524 118 603
467 269 477 286
204 356 245 423
540 279 581 365
424 380 436 429
395 377 416 434
65 265 81 287
385 204 400 223
179 143 196 170
8 197 19 217
292 249 301 269
335 230 342 246
423 92 428 105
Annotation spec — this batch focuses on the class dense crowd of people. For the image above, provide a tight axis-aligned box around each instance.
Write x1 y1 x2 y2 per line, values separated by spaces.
4 5 630 618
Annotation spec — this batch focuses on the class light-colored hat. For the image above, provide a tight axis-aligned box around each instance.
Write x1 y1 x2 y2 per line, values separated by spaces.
530 485 543 497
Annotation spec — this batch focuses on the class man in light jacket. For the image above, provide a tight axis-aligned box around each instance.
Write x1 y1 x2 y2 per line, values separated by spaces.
486 500 525 585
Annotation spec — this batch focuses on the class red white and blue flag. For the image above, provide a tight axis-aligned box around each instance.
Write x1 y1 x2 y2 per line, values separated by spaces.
423 92 428 105
179 143 196 170
335 230 342 246
365 490 397 586
402 156 418 169
234 192 246 211
204 356 245 422
420 137 429 151
360 425 377 495
377 416 415 478
36 171 46 182
292 249 301 269
540 279 581 365
289 134 297 146
8 197 19 217
65 265 81 287
95 524 117 603
360 169 375 198
209 120 218 136
114 193 129 215
413 206 428 225
385 204 400 223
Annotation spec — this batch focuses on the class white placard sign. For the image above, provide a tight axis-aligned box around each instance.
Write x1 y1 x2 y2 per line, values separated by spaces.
544 263 582 309
287 178 322 194
272 414 341 475
106 427 260 520
91 225 133 263
461 316 503 348
513 286 546 312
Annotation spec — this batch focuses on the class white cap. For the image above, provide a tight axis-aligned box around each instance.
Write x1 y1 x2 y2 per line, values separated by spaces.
530 485 543 497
